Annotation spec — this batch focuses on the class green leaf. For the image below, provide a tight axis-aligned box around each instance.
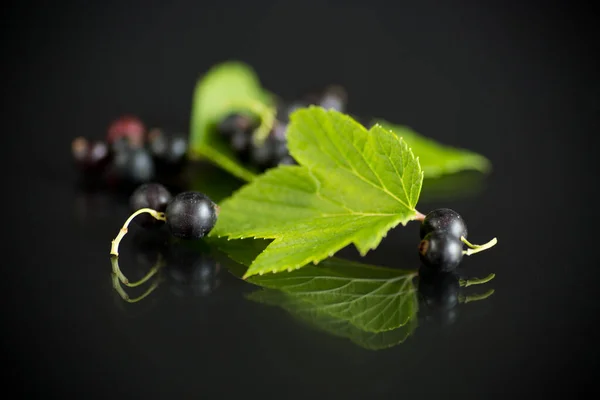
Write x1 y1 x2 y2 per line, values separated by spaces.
243 258 418 332
188 61 272 181
374 120 491 178
248 289 417 350
211 107 424 278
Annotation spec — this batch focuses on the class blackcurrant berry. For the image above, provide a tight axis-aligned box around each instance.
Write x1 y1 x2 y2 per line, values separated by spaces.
217 113 256 139
129 183 172 228
107 115 145 148
106 147 155 186
126 147 155 183
319 85 347 112
418 231 464 272
420 208 468 240
278 155 297 165
71 137 111 172
230 129 251 161
165 192 218 240
249 140 274 170
148 129 188 165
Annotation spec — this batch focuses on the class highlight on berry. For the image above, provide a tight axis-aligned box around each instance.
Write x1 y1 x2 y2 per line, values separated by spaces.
109 182 219 285
417 208 497 272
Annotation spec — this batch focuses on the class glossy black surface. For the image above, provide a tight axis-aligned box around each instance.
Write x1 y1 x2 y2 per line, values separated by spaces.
2 1 599 398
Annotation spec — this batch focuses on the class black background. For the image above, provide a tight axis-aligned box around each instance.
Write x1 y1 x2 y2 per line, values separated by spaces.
2 0 599 398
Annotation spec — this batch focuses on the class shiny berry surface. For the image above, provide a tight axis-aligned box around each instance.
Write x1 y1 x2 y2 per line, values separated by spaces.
420 208 468 240
165 192 218 240
129 183 172 228
418 231 464 272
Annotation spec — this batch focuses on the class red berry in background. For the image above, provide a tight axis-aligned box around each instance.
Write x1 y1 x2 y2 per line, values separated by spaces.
106 115 145 148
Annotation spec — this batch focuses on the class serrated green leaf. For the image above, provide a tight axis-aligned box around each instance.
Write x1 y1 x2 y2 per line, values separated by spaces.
374 120 491 178
248 289 417 350
188 61 272 181
244 257 418 333
210 107 424 278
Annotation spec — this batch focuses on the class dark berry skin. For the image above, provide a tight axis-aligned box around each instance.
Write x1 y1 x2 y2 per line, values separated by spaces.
420 208 468 240
165 192 218 240
129 183 172 228
126 147 155 183
217 113 256 139
418 231 464 272
106 147 155 188
71 137 111 172
107 115 145 148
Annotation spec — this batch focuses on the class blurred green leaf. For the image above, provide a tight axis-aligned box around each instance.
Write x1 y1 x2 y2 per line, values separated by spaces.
374 120 491 178
188 61 273 181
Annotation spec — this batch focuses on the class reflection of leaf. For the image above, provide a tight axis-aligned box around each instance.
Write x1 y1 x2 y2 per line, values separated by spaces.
248 289 417 350
211 107 424 278
206 236 420 349
374 120 491 178
188 61 273 181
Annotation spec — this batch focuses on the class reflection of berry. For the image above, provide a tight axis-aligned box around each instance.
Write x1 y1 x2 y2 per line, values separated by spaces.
129 183 172 228
418 231 463 272
420 208 467 240
107 115 145 148
165 192 218 239
418 269 460 310
165 244 220 297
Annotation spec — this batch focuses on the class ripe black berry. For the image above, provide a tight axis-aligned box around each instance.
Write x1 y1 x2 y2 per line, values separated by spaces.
217 113 256 139
148 129 188 164
319 85 347 112
129 183 172 228
229 129 251 161
71 137 111 172
420 208 467 240
165 192 218 240
106 147 155 188
418 231 464 272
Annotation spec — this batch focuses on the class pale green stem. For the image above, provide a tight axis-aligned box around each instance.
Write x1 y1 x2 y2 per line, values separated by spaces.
110 208 166 258
461 236 498 256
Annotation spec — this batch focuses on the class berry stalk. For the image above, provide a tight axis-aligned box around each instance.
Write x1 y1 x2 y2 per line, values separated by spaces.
110 208 166 258
461 236 498 256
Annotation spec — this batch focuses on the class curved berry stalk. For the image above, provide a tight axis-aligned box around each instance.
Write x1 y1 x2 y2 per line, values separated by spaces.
461 236 498 256
109 190 219 284
110 208 166 258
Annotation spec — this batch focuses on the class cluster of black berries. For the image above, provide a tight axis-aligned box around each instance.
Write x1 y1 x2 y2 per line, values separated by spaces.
128 182 218 240
111 182 219 286
216 85 347 172
71 115 189 190
418 208 468 272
